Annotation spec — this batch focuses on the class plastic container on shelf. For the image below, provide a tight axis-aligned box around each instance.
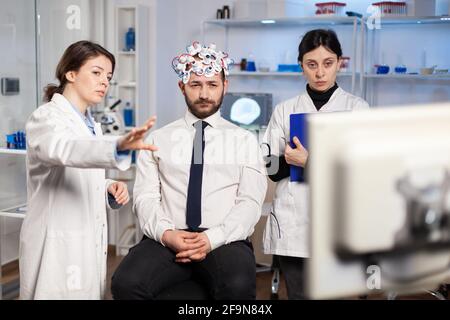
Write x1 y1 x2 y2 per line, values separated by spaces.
5 131 26 150
123 101 134 126
375 64 390 74
216 8 223 19
246 61 257 72
277 64 302 72
125 27 135 51
258 58 271 72
394 65 407 74
246 53 257 72
222 5 231 19
372 2 407 16
340 56 351 72
315 2 347 16
6 133 16 149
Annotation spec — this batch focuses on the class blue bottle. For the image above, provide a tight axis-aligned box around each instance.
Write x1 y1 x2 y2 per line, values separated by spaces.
19 131 26 149
125 27 135 51
17 131 23 149
123 102 134 126
6 133 15 149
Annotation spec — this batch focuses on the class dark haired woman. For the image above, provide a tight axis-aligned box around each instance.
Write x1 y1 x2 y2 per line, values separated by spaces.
20 41 157 299
262 29 369 299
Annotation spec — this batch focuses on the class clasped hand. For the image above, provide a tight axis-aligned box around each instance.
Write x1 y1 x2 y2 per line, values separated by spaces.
162 230 211 263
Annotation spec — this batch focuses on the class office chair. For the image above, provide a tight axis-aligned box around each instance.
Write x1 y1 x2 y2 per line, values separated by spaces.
270 255 281 300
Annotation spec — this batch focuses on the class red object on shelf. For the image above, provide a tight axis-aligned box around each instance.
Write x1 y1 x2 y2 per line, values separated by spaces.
315 2 347 6
372 2 407 15
372 1 406 4
315 2 347 15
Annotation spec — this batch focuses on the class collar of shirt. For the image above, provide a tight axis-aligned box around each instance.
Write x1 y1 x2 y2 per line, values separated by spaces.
69 103 96 135
184 109 221 129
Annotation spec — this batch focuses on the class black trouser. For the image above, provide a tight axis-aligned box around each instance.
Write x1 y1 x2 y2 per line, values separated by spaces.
277 255 308 300
111 236 256 300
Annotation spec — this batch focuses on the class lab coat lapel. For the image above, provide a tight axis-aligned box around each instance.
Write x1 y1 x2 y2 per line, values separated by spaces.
319 87 343 112
51 93 95 137
94 122 103 137
299 92 319 113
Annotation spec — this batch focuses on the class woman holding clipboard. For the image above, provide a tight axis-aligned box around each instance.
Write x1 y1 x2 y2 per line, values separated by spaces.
262 29 369 299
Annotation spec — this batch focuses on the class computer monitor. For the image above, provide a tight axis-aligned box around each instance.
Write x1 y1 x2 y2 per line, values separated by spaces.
220 92 272 129
306 103 450 299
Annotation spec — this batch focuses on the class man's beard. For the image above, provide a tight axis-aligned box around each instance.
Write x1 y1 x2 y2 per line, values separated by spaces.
185 89 224 119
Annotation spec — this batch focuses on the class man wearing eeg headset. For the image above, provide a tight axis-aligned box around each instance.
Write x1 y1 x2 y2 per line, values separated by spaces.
111 42 267 300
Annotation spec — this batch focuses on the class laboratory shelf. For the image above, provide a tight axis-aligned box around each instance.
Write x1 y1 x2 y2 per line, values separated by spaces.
204 16 359 28
371 16 450 25
117 51 136 55
229 71 356 77
118 82 136 88
364 73 450 80
0 148 26 155
0 204 27 219
203 15 362 94
229 71 301 77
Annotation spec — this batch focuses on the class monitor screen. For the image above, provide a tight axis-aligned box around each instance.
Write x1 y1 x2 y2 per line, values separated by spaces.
306 103 450 299
220 92 272 129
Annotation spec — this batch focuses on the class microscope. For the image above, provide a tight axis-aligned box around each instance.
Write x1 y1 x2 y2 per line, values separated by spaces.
101 99 125 135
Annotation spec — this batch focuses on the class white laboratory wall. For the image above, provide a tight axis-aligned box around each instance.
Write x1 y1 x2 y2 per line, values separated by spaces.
166 0 450 111
0 0 36 265
36 0 104 102
365 23 450 106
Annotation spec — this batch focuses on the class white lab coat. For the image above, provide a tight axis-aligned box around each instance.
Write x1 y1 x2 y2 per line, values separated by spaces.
263 87 369 258
19 93 131 299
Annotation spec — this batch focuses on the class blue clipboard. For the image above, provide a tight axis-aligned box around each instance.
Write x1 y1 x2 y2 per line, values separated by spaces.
289 113 308 182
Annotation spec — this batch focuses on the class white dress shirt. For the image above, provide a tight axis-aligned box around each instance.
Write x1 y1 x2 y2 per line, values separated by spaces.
133 109 268 250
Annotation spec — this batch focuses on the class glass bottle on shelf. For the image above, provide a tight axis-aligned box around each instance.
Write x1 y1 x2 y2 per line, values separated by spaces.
125 27 135 51
123 101 134 127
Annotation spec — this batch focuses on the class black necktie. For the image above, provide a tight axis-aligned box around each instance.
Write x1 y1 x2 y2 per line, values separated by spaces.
186 120 208 231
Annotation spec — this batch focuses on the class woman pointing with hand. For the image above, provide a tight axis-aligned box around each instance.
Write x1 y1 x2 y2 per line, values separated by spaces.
20 40 157 300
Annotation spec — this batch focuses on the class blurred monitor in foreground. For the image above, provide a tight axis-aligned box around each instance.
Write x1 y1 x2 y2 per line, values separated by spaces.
306 103 450 299
221 92 272 130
